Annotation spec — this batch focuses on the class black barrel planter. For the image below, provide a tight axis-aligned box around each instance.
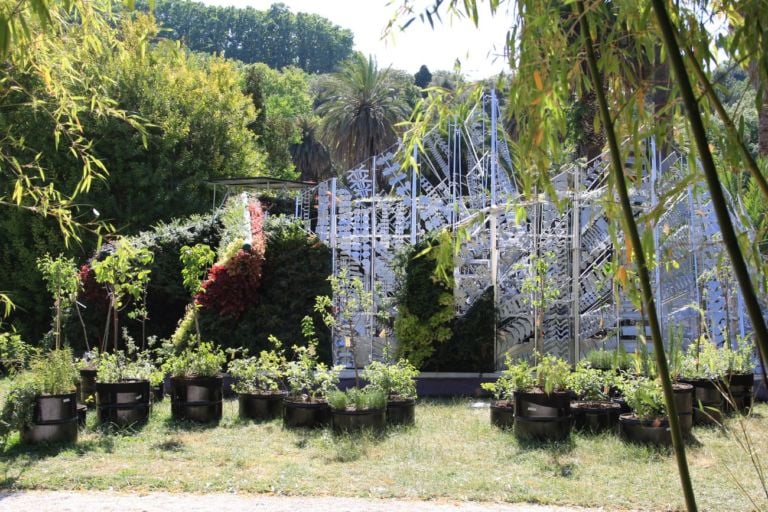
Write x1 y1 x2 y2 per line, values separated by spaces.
387 398 416 426
513 390 571 442
22 392 78 444
331 408 386 433
490 400 515 429
96 380 151 427
726 373 754 413
680 378 724 425
79 368 97 407
283 399 330 429
571 401 620 433
673 383 694 438
170 376 223 423
619 413 671 447
238 391 288 421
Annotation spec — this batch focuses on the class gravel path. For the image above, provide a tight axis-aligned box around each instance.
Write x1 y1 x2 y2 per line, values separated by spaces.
0 491 606 512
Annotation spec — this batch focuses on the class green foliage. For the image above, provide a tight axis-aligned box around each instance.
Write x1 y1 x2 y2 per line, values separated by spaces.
316 54 411 170
728 334 757 375
361 358 418 399
568 362 612 401
481 354 533 401
96 329 162 385
284 316 342 401
30 348 79 395
534 352 571 395
327 387 387 411
152 0 354 73
162 339 226 378
229 336 286 394
584 347 632 371
36 253 81 350
680 337 729 380
0 377 39 441
0 330 32 375
180 244 215 296
619 377 666 420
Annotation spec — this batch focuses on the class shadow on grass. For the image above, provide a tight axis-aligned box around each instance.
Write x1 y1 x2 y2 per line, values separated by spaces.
162 417 222 431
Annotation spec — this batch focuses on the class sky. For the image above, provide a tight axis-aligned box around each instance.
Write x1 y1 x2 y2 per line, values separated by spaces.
199 0 513 79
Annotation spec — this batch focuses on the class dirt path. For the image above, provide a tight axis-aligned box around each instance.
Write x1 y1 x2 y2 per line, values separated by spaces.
0 491 607 512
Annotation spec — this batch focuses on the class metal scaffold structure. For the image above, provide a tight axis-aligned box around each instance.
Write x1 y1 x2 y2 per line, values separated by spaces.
297 91 754 370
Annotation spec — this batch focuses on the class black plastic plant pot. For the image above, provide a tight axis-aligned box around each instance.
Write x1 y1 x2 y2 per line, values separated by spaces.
77 403 87 428
571 401 620 433
386 398 415 426
238 391 288 421
331 408 386 433
726 373 754 413
283 399 330 429
22 392 78 444
79 368 97 407
514 415 571 442
96 380 151 427
619 413 671 447
679 378 724 425
673 383 693 438
171 376 223 423
490 400 515 430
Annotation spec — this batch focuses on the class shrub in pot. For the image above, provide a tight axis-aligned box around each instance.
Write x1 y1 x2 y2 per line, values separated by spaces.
509 352 573 442
480 353 532 430
679 338 728 425
94 331 162 428
723 334 756 413
362 358 418 426
327 387 387 433
568 362 620 433
583 347 632 372
283 317 341 428
618 377 671 447
0 348 79 445
162 339 226 423
229 335 288 421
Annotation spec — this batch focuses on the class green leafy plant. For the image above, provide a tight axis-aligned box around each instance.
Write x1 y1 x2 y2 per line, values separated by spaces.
37 254 81 350
327 387 386 411
584 347 632 371
568 362 612 401
229 335 286 394
0 330 31 375
680 336 729 380
96 329 162 385
162 339 226 378
513 251 561 352
480 353 533 401
284 316 342 402
91 239 154 352
726 334 757 375
534 352 572 394
0 377 39 442
179 243 216 340
619 377 666 420
361 358 418 400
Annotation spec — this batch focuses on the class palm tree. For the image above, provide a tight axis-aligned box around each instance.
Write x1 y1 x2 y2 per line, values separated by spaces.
290 115 334 183
315 54 410 172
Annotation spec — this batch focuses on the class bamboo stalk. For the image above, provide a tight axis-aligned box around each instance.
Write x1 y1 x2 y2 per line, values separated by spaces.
574 2 698 510
651 0 768 401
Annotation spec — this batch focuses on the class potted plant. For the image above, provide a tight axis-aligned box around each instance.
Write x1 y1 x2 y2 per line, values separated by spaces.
510 352 573 442
283 316 342 428
568 362 620 433
723 334 756 413
0 348 79 445
679 337 728 425
362 357 419 425
480 353 532 430
76 350 101 407
327 387 387 433
94 330 161 427
617 377 671 447
229 335 288 421
162 339 226 423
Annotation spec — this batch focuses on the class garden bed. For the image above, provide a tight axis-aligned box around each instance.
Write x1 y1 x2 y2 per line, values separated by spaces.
0 382 766 511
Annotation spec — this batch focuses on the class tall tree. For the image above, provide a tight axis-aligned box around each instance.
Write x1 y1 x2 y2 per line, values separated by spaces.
316 54 410 172
290 115 334 183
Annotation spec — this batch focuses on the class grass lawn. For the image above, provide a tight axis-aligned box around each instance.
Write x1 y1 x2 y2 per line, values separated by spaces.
0 389 767 511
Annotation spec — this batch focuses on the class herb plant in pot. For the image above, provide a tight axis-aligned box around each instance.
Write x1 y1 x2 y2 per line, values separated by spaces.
94 330 161 428
512 352 573 442
0 348 80 445
679 338 728 425
163 339 226 423
327 387 387 433
229 336 288 422
283 317 341 429
361 358 418 426
568 362 620 433
617 377 671 447
480 353 530 430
